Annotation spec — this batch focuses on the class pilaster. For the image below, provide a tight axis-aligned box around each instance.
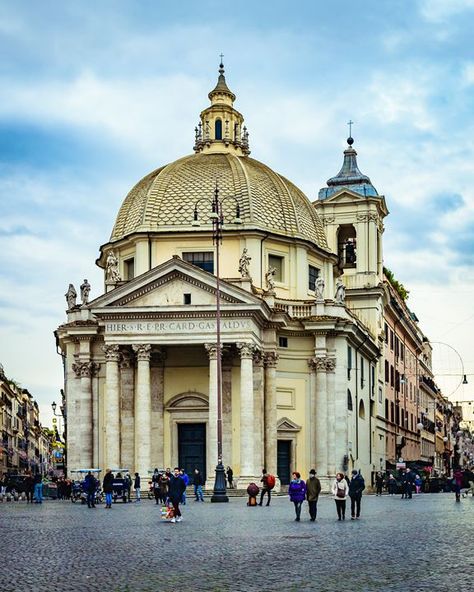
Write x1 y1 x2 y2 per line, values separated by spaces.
132 344 151 477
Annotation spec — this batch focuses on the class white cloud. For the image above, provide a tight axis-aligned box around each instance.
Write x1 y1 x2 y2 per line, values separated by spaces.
419 0 474 21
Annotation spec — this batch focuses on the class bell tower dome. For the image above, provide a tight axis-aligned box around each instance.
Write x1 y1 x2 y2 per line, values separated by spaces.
193 60 250 155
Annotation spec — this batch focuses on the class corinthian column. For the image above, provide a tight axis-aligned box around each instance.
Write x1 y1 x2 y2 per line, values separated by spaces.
205 343 219 484
74 360 100 469
326 358 337 476
103 344 121 469
120 351 134 471
132 344 151 477
237 342 255 482
311 356 328 479
264 351 279 477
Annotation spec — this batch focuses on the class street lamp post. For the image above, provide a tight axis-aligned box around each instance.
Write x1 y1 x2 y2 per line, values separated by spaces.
52 392 67 475
193 184 242 502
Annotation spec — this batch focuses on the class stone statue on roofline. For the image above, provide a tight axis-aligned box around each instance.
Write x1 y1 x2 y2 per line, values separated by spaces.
65 284 77 310
106 250 121 283
238 248 252 279
80 279 91 305
334 277 346 304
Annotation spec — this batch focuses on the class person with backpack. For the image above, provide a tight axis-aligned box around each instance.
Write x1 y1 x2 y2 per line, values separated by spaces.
288 471 306 521
258 468 275 506
305 469 321 521
348 469 365 520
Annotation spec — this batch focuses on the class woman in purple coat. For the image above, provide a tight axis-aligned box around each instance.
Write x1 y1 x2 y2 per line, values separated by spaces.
288 471 307 522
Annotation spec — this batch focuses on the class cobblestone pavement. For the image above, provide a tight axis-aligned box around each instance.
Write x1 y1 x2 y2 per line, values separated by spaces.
1 493 473 592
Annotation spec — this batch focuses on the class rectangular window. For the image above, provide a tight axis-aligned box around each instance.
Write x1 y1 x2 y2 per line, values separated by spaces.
268 254 284 282
395 370 400 392
401 344 405 362
347 346 352 380
384 323 388 344
390 401 394 423
308 265 320 291
124 257 135 280
395 337 400 359
390 329 394 351
183 293 191 305
360 357 365 389
183 251 214 273
371 365 375 396
390 365 394 387
278 336 288 348
384 360 389 383
379 386 383 404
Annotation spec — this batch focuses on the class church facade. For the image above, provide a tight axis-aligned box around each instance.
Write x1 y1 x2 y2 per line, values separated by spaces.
56 64 387 490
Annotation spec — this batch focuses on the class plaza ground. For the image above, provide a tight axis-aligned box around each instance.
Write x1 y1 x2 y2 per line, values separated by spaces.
1 493 473 592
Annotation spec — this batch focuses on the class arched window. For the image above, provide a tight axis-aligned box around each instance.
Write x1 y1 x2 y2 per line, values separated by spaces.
359 399 365 420
337 224 357 268
347 389 353 411
215 119 223 140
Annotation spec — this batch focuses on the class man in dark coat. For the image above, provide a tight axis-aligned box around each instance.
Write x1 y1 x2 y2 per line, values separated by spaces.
306 469 321 521
24 472 35 504
83 471 97 508
103 469 114 509
168 467 186 523
193 468 205 502
349 469 365 519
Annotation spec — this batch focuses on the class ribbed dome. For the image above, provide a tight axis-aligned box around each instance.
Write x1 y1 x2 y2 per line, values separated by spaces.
111 152 329 250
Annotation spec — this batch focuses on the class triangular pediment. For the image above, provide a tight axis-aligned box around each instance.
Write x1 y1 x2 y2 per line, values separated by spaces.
314 190 388 216
89 256 265 309
277 417 302 432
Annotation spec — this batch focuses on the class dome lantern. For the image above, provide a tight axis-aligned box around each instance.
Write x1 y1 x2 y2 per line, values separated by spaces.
194 60 250 156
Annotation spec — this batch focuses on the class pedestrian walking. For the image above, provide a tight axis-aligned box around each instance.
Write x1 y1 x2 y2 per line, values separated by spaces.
226 466 234 489
305 469 321 521
159 470 170 503
103 469 114 509
404 468 414 499
168 467 186 523
375 472 384 496
288 471 306 522
258 468 272 506
84 471 97 508
388 473 397 495
453 468 463 502
124 473 132 502
414 474 422 494
332 472 349 521
193 468 205 502
179 469 189 505
24 472 34 504
349 469 365 520
134 472 141 502
152 469 161 505
33 472 43 504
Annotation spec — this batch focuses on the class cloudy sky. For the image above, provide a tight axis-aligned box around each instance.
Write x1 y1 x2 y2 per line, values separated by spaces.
0 0 473 424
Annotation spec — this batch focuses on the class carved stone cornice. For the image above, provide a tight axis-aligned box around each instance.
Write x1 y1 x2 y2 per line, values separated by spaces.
132 344 152 361
72 361 100 378
103 344 121 362
263 351 279 368
237 342 255 359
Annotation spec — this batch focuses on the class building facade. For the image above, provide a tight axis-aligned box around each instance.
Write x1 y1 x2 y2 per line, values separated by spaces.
0 363 52 476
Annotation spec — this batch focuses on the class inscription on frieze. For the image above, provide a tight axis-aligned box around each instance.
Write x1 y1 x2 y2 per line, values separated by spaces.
105 319 252 334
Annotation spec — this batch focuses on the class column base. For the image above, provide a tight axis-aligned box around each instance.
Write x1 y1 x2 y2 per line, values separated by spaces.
318 475 335 493
235 476 262 490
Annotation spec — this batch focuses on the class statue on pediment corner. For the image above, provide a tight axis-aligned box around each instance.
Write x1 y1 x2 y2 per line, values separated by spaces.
80 279 91 305
106 250 121 283
238 248 252 279
65 284 77 310
334 277 346 304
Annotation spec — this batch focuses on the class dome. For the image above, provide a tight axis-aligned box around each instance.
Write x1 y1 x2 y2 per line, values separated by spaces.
111 151 329 251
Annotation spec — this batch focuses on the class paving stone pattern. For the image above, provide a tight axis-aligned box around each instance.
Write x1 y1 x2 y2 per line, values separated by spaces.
1 493 473 592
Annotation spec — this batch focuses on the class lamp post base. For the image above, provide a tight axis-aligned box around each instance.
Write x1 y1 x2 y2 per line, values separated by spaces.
211 461 229 503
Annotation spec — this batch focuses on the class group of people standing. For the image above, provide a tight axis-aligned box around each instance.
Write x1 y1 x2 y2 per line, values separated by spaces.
288 469 365 522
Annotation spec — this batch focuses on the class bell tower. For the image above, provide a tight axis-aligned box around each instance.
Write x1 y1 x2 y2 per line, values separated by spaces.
193 60 250 155
314 134 389 338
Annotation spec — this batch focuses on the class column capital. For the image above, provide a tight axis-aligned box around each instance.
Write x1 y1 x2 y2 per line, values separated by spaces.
72 360 100 378
103 344 121 362
326 358 336 373
263 351 279 368
308 356 328 373
237 342 255 359
253 348 264 366
204 343 221 360
132 344 152 361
